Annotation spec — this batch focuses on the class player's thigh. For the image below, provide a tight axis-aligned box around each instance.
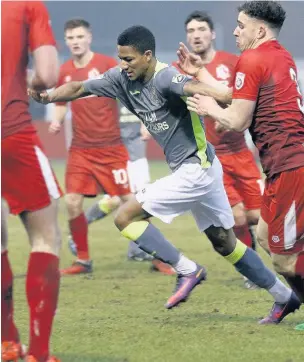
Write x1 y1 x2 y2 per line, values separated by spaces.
65 149 99 196
1 128 62 215
20 198 61 256
263 167 304 255
233 149 263 211
136 162 211 224
189 157 235 232
256 215 270 253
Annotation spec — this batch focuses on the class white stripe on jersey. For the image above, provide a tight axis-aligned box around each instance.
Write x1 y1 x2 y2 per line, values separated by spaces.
34 146 60 199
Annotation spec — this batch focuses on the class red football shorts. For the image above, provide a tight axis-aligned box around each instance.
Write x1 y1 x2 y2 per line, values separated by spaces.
261 167 304 255
218 149 263 210
65 144 130 197
1 126 62 215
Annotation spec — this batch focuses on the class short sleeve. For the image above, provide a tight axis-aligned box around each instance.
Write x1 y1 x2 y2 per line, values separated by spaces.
82 66 121 99
26 1 56 52
232 51 263 101
155 67 192 97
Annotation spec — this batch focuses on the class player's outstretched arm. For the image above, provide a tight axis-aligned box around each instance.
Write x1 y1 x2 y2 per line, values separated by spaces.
177 42 232 105
183 80 232 105
28 81 88 104
186 94 255 132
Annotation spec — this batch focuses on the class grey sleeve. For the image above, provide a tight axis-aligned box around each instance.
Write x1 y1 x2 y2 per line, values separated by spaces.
155 67 192 97
82 66 121 99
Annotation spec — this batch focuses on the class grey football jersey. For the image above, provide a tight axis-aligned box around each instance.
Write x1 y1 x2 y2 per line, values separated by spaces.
83 61 215 171
119 105 146 161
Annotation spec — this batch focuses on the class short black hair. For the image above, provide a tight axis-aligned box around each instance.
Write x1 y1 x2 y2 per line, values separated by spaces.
238 1 286 31
64 18 91 32
117 26 155 55
184 11 214 31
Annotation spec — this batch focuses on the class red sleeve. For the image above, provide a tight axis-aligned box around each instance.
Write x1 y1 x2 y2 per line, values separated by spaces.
55 67 67 106
26 1 56 52
232 51 263 101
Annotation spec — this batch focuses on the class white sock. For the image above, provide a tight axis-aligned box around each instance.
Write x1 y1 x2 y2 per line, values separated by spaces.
174 255 197 275
268 278 292 304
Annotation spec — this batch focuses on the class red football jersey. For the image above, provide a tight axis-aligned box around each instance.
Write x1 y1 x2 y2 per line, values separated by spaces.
173 51 247 155
233 40 304 178
1 1 56 139
56 53 121 148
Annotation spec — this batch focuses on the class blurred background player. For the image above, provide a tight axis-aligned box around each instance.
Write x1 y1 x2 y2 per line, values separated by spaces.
79 106 153 261
174 11 263 288
49 18 132 275
1 1 61 361
183 1 304 326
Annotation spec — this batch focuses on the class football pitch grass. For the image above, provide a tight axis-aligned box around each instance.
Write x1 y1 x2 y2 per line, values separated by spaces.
7 161 304 362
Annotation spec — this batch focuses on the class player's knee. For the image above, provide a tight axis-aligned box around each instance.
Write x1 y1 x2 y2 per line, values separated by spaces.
65 193 83 217
31 218 62 256
114 198 144 231
272 254 297 277
114 208 130 231
205 226 236 256
246 209 260 226
232 203 247 227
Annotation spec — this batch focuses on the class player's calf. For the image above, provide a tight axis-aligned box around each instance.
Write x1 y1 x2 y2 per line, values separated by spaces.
116 198 205 307
65 193 84 220
205 225 300 323
20 200 61 361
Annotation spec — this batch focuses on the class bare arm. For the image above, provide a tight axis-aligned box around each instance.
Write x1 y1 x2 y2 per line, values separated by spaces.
28 81 89 104
30 45 59 90
48 104 68 134
187 95 255 132
54 104 68 123
176 42 232 104
183 80 232 105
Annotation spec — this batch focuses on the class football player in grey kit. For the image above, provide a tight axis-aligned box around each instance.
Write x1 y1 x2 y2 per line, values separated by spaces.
29 25 299 322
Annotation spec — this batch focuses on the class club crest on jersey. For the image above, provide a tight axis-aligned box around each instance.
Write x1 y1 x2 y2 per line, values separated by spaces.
235 72 245 90
64 75 72 83
88 68 100 79
216 64 230 80
172 74 185 84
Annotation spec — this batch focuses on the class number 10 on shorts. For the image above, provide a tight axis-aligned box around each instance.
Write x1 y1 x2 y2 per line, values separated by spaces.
112 169 128 185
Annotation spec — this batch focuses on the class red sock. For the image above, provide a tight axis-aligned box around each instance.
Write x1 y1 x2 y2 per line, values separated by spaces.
70 213 89 260
295 252 304 277
233 225 253 248
26 252 60 361
1 251 19 342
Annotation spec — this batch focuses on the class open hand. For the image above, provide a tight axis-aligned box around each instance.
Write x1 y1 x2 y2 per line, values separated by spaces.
176 42 204 77
186 94 217 116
